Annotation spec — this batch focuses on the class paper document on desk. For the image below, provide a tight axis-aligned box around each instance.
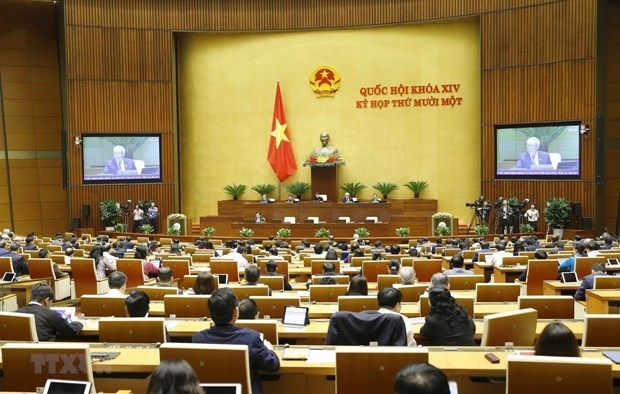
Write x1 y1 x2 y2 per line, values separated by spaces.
307 349 336 364
410 317 426 325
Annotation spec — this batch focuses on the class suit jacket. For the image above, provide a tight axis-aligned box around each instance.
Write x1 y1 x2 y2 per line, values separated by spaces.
265 271 292 291
325 310 407 346
7 251 28 276
103 157 136 174
16 303 83 341
420 314 475 346
341 197 353 203
515 150 552 169
192 324 280 394
574 272 607 300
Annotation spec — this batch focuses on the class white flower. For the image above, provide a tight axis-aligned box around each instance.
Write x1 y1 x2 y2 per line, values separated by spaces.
438 222 447 228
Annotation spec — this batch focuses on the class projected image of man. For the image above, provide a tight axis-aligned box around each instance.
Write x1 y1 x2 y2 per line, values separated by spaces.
103 145 136 174
514 137 551 169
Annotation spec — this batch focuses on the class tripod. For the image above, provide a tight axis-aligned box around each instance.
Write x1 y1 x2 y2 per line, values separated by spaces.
466 209 482 234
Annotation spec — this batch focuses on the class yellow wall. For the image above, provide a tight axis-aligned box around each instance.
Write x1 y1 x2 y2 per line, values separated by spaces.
178 22 480 223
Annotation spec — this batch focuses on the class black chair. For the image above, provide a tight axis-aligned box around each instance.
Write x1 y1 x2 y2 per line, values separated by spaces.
325 310 406 346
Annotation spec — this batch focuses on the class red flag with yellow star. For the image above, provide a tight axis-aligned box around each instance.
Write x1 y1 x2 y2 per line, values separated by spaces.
267 82 297 182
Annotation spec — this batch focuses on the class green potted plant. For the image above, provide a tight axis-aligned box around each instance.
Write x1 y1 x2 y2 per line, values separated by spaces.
315 227 331 238
435 223 451 236
202 227 216 237
340 182 367 198
520 223 534 233
372 181 398 200
167 213 187 235
277 228 292 237
355 227 370 237
395 227 410 237
239 227 254 237
167 224 180 235
251 184 276 198
404 181 429 199
223 183 247 200
474 224 490 235
285 181 311 199
100 199 120 230
544 197 571 238
114 223 127 232
140 223 154 234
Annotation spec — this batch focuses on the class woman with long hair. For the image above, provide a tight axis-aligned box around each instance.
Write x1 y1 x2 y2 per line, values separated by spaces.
345 275 368 296
420 287 475 346
535 322 580 357
147 359 202 394
193 271 216 295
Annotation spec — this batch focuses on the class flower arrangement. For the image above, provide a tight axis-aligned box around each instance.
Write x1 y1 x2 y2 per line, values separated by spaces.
303 152 345 167
167 213 187 222
474 224 490 235
432 212 453 220
168 223 181 235
315 227 331 237
202 227 216 236
355 227 370 237
435 222 451 236
140 223 154 234
395 227 410 237
277 228 292 237
239 227 254 237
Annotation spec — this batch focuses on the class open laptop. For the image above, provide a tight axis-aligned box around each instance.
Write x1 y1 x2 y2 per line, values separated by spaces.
561 272 579 283
51 306 76 321
43 379 91 394
200 383 242 394
1 272 17 283
281 305 309 328
216 274 228 285
608 258 620 266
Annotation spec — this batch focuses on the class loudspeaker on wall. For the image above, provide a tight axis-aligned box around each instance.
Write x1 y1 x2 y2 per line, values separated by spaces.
82 204 91 216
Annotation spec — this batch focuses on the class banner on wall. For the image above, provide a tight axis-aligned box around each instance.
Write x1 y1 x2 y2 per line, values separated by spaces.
267 82 297 182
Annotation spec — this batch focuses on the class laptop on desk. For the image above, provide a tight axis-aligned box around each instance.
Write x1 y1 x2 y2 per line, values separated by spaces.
200 383 242 394
43 379 91 394
0 272 17 283
561 272 579 283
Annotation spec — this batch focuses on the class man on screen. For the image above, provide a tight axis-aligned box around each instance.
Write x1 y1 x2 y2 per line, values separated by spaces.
514 137 552 169
102 145 136 174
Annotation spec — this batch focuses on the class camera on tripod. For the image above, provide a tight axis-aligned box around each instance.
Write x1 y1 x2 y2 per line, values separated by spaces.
465 195 485 208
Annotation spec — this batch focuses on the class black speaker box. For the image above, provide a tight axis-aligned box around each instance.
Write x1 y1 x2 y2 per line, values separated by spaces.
571 202 582 217
82 204 91 216
71 217 81 229
582 217 592 231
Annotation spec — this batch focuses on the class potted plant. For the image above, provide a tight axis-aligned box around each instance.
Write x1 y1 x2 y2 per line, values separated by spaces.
544 197 571 238
404 181 429 199
435 223 451 236
167 213 187 235
167 224 180 235
285 181 311 199
100 199 120 230
114 223 127 232
251 184 276 198
520 223 534 233
223 183 247 200
140 223 154 234
315 227 331 238
355 227 370 237
202 227 216 237
239 227 254 237
395 227 410 237
474 224 490 235
340 182 367 198
372 181 398 200
277 228 292 237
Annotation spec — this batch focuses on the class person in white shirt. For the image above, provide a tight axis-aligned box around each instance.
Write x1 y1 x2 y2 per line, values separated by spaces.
133 205 144 232
524 203 540 231
106 271 127 296
487 243 512 267
223 245 249 271
377 287 416 347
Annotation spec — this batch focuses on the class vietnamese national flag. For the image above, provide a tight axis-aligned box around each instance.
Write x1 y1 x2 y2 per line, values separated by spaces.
267 82 297 182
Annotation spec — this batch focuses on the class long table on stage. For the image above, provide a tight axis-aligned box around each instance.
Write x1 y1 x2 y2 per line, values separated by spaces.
241 202 392 223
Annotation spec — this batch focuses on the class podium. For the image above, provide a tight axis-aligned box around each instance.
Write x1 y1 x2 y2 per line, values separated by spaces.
311 166 339 202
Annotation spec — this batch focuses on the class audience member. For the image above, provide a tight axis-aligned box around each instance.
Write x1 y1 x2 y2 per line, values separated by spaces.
518 249 548 282
193 271 216 295
265 260 292 291
244 265 261 285
125 290 150 317
388 259 400 275
238 298 260 319
574 262 606 301
345 275 368 296
420 287 475 346
398 266 416 285
146 359 202 394
7 243 28 276
134 245 160 278
429 272 450 291
107 271 127 296
534 322 580 357
377 287 416 346
443 255 473 275
38 248 68 278
393 362 450 394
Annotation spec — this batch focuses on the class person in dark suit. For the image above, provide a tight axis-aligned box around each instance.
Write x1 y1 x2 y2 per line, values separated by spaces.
265 259 292 291
254 212 265 223
420 287 475 346
341 192 354 203
16 284 83 341
574 262 607 301
394 363 451 394
7 243 28 276
192 288 280 394
313 192 324 202
102 145 136 174
514 137 552 169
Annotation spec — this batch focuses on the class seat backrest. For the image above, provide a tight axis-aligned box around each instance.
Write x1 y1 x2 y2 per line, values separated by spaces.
2 342 95 393
447 274 485 290
335 347 429 393
192 253 212 263
162 259 192 288
525 260 560 295
309 284 349 302
506 355 611 394
99 317 166 343
160 343 251 394
116 259 147 288
0 256 14 275
163 294 211 318
583 314 620 347
0 311 38 341
311 260 330 276
312 275 350 284
326 310 408 346
26 258 56 279
593 275 620 289
337 295 379 313
518 295 574 319
502 255 529 266
412 259 443 282
475 283 522 302
249 296 300 319
480 308 538 346
256 260 289 278
393 284 428 302
362 261 391 282
80 295 127 317
350 256 370 267
419 295 474 317
575 256 607 280
257 275 284 291
377 274 402 291
229 285 270 300
235 319 278 345
209 260 240 282
70 258 101 297
137 285 178 301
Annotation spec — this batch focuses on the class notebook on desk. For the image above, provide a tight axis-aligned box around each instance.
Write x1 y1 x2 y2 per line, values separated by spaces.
43 379 91 394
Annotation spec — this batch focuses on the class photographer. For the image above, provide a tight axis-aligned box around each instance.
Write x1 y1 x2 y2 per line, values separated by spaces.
477 200 491 225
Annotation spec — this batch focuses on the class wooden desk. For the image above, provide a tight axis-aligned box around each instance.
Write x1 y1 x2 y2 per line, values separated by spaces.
241 201 392 223
473 262 493 283
493 265 526 283
543 280 580 296
585 289 620 314
5 279 49 307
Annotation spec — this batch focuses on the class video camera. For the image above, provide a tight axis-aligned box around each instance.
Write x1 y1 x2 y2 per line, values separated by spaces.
465 195 485 208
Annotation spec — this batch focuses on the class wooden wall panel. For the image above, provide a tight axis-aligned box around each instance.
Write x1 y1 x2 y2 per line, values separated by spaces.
605 0 620 233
